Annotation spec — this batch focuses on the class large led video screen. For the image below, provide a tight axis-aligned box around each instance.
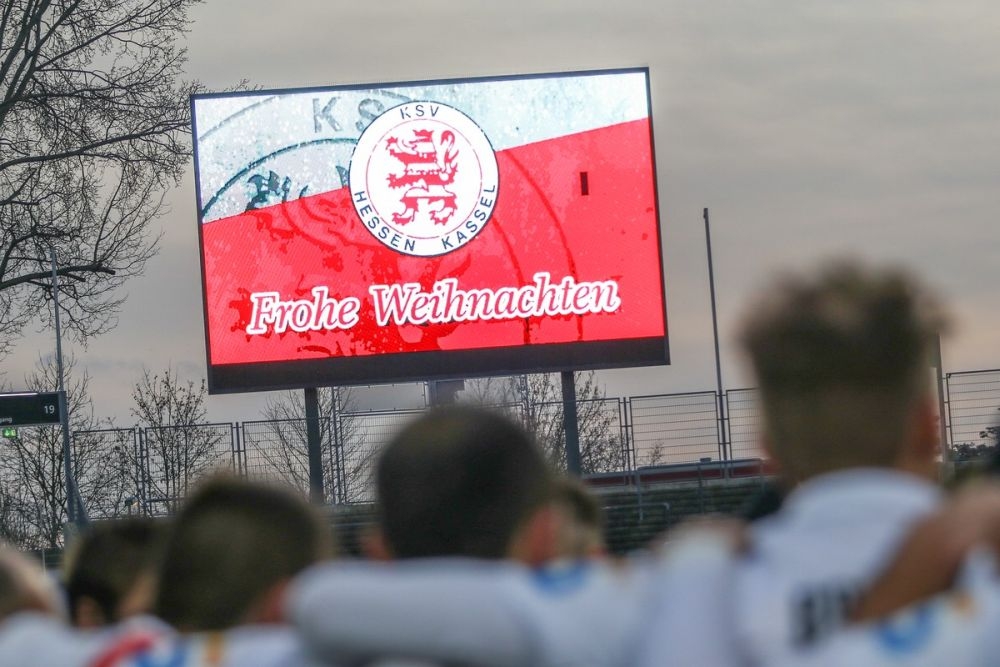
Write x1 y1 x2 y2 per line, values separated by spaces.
192 68 668 393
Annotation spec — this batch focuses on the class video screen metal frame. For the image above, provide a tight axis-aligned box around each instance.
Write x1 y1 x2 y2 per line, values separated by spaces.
191 67 669 394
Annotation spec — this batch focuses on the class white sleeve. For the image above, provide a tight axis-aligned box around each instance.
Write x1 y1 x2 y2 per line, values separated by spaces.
289 559 541 666
289 558 649 667
774 585 1000 667
0 613 103 667
216 626 332 667
633 533 747 667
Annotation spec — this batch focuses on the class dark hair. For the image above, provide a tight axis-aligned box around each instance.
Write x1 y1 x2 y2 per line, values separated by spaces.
739 261 947 480
64 518 163 625
377 406 553 559
154 475 333 631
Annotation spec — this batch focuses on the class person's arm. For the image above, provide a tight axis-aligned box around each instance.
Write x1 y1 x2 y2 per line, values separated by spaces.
634 522 749 667
289 557 656 667
775 584 999 667
0 613 108 667
777 486 1000 667
289 559 541 666
853 483 1000 622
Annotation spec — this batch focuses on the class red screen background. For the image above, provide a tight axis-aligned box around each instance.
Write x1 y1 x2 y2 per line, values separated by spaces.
202 118 665 366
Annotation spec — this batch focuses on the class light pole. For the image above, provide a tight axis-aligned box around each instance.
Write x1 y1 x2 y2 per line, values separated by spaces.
704 208 729 463
49 248 88 534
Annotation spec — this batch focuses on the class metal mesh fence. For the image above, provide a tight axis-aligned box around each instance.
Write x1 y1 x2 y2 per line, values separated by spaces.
518 398 628 474
629 392 721 465
579 398 630 474
726 388 764 460
336 409 420 503
946 369 1000 452
9 364 991 554
0 425 149 548
65 374 1000 523
241 418 318 496
531 401 568 470
58 388 776 520
70 427 140 519
239 410 415 505
138 423 235 514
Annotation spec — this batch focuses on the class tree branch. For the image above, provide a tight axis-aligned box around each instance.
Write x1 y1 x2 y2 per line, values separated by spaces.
0 263 115 290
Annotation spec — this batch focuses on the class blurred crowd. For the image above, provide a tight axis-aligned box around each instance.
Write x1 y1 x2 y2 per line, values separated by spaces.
3 259 1000 666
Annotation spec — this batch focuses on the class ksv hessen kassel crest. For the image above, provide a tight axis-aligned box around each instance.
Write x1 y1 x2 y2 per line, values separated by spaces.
349 101 499 257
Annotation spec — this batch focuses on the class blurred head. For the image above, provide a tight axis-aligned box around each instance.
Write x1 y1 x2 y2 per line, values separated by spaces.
154 475 334 632
63 517 164 628
0 544 61 622
739 260 948 483
372 406 556 564
551 476 606 559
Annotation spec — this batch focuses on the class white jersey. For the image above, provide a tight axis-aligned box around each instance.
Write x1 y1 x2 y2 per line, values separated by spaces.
734 468 941 666
777 554 1000 667
289 532 744 667
0 613 170 667
0 613 326 667
92 625 328 667
0 613 106 667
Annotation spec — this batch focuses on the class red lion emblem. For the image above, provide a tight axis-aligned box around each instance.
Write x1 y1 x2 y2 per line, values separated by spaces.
385 129 459 225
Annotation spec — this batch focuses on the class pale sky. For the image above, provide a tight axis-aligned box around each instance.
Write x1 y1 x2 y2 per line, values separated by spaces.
5 1 1000 424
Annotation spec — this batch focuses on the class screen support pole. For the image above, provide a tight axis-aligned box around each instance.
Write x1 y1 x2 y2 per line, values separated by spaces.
304 387 324 503
561 371 582 475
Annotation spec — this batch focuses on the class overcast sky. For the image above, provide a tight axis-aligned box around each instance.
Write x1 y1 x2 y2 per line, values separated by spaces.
6 1 1000 424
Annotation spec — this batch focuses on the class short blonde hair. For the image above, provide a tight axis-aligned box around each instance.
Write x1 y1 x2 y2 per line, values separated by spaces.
0 544 60 621
552 476 605 558
739 261 948 482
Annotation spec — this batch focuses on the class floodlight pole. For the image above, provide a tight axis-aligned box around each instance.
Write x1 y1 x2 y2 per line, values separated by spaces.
50 249 87 532
561 371 582 475
704 208 730 462
304 387 324 503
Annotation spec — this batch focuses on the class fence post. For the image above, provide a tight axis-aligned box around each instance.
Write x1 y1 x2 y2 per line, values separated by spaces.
620 397 633 478
232 423 244 476
136 428 148 515
696 459 706 513
183 428 191 498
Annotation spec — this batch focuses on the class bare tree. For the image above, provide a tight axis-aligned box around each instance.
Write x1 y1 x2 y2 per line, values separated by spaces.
635 441 668 468
252 388 379 503
464 372 642 474
0 0 203 358
0 354 127 548
949 407 1000 463
128 367 229 513
981 408 1000 449
0 473 35 547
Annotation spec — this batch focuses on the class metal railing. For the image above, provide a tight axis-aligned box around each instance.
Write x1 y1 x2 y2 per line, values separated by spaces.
32 368 994 519
945 368 1000 456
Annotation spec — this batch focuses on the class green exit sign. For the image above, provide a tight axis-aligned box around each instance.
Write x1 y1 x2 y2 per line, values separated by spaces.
2 427 17 438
